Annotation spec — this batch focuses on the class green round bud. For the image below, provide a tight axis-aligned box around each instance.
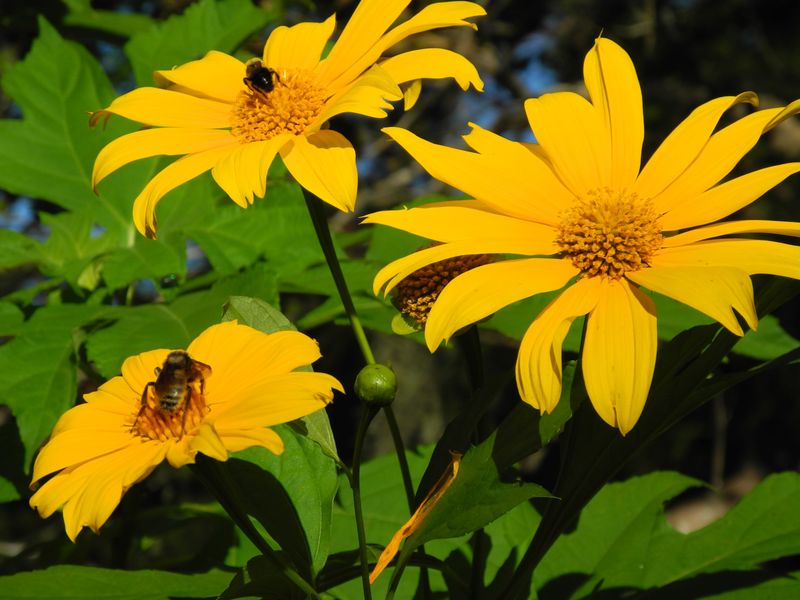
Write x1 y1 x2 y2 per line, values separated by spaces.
354 364 397 406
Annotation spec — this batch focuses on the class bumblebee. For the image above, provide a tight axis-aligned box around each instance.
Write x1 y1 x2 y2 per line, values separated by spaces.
137 351 212 437
244 58 280 97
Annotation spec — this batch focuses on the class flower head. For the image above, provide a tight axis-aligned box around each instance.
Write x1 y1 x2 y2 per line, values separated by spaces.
91 0 485 238
366 38 800 434
29 321 342 540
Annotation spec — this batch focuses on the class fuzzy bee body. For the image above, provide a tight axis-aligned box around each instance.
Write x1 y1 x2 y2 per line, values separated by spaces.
147 351 211 413
243 58 279 97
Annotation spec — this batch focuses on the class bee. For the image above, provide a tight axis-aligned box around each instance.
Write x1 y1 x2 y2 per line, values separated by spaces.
243 58 280 97
137 351 212 437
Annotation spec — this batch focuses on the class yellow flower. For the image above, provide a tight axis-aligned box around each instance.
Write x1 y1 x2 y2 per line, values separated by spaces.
91 0 485 238
366 38 800 434
29 321 343 541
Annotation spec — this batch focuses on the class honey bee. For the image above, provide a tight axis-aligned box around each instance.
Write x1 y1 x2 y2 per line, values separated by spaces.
137 351 212 437
243 58 280 97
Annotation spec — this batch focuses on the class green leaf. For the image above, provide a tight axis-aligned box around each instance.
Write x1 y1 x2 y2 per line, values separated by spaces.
0 565 231 600
0 229 41 271
0 302 24 335
232 426 339 575
0 18 130 232
404 441 551 552
86 267 278 377
220 554 306 600
222 295 294 333
186 205 268 275
0 304 105 468
287 409 340 466
101 234 186 291
733 314 799 360
38 212 113 289
0 416 26 502
124 0 276 86
535 471 800 595
63 0 155 37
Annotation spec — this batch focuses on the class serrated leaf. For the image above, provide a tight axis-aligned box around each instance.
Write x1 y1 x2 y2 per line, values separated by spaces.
232 426 339 575
0 19 131 232
63 0 155 37
38 211 113 289
124 0 275 86
0 565 231 600
186 205 267 275
0 304 106 468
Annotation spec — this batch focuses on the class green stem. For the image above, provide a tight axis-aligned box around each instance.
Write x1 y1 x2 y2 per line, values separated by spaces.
303 192 375 365
384 405 415 513
352 404 380 600
191 458 320 599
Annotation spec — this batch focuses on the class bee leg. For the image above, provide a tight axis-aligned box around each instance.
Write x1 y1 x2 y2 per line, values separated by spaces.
133 382 154 432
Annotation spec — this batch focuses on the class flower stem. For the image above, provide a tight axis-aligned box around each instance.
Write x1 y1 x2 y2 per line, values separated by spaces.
303 191 375 365
191 457 320 599
351 404 380 600
303 191 417 526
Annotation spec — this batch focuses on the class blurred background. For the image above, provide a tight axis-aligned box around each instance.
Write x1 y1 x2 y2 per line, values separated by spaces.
1 0 799 572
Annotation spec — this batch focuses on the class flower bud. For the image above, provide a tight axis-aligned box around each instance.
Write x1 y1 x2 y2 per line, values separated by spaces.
354 364 397 406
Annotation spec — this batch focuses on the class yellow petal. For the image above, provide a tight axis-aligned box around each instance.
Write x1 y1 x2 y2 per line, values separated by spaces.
652 105 796 214
91 87 232 129
373 237 560 297
263 14 336 71
132 145 236 238
655 240 800 280
383 126 572 225
627 265 756 335
663 219 800 247
583 37 643 189
93 128 235 189
211 372 339 429
582 279 657 435
369 452 461 584
188 324 330 402
426 258 578 350
31 441 165 541
189 423 228 463
314 65 402 125
634 93 758 201
402 79 422 110
154 50 245 104
363 205 558 248
659 163 800 231
516 278 601 413
31 428 134 483
379 47 483 91
211 135 291 207
316 0 410 89
524 92 611 195
121 349 171 396
217 427 285 455
281 130 357 211
319 1 484 92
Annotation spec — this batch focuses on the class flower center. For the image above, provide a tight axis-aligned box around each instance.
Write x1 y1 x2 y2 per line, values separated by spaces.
231 69 326 142
395 252 493 325
130 383 208 442
555 188 663 279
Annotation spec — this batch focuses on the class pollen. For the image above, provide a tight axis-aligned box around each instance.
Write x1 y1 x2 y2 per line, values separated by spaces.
231 69 326 142
556 188 663 279
395 252 493 325
130 385 208 442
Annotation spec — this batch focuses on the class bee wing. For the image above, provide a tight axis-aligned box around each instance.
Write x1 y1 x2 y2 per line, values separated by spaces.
194 360 213 378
